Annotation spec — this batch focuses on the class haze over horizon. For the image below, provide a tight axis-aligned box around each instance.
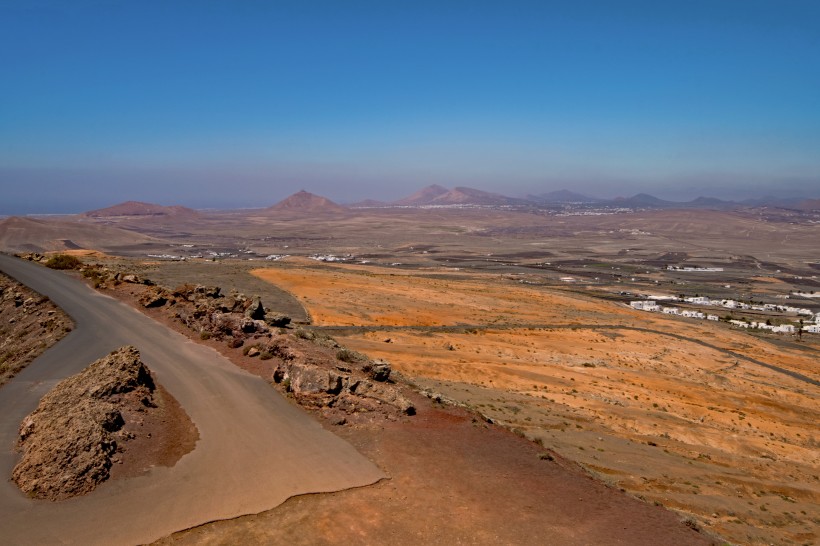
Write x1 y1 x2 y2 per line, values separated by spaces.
2 1 819 214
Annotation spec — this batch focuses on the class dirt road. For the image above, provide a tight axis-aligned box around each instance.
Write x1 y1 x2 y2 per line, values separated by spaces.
0 254 384 545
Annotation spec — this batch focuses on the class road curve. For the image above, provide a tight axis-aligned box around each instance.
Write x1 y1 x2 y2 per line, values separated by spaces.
0 254 385 545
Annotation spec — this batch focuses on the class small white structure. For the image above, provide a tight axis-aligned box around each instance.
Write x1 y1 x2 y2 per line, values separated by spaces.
631 300 659 311
805 324 820 333
686 296 711 305
707 315 720 321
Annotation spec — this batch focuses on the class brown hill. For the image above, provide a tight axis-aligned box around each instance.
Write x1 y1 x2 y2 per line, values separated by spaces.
267 190 346 213
394 185 525 207
394 184 450 206
83 201 199 218
430 186 524 206
0 216 159 253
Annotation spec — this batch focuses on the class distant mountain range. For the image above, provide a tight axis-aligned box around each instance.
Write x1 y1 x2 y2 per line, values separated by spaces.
82 201 199 218
395 185 528 207
526 190 603 204
78 189 820 217
386 186 820 211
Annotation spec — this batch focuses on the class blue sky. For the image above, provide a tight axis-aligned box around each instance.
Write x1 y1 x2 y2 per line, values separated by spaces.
1 0 819 212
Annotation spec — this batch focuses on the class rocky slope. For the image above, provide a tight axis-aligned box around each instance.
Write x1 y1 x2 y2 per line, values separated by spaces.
0 272 73 386
12 346 191 501
115 278 415 420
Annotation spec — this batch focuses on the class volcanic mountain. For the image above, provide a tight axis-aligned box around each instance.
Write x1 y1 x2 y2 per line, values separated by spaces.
394 184 450 206
612 193 675 208
395 185 526 206
267 190 346 213
0 216 159 253
83 201 199 218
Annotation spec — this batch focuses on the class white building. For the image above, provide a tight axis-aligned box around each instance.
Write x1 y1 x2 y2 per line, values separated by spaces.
686 296 712 305
631 300 659 312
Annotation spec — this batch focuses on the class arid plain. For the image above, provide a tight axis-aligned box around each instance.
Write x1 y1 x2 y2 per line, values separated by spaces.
2 196 819 545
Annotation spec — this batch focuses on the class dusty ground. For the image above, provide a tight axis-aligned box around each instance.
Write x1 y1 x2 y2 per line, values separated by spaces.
155 393 713 546
97 277 714 545
252 260 820 546
113 381 199 481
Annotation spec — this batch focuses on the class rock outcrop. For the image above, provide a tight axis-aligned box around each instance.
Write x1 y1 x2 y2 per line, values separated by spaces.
12 346 157 500
139 284 292 344
266 334 415 417
0 273 73 386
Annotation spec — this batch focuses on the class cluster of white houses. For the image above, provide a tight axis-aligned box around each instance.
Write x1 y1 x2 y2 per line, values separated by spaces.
630 297 820 334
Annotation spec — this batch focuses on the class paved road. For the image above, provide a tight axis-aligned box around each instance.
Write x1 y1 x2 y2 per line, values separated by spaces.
0 254 385 545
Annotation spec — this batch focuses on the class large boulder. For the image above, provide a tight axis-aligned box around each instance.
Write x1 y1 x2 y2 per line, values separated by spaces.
266 313 292 328
139 287 168 308
245 297 266 320
12 346 156 500
352 379 415 415
274 362 343 395
366 360 392 382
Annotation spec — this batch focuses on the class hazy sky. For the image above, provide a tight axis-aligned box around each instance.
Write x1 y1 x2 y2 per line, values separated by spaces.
2 0 819 213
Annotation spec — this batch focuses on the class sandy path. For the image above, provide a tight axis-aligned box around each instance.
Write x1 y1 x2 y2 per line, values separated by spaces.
0 254 384 545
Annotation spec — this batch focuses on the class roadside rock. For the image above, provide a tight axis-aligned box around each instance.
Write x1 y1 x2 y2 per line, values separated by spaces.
268 334 415 416
365 360 392 382
0 273 73 387
245 297 266 320
17 252 48 263
266 313 292 327
139 287 169 308
12 346 157 501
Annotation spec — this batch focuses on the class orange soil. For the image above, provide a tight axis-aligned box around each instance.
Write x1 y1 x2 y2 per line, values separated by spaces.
253 261 820 546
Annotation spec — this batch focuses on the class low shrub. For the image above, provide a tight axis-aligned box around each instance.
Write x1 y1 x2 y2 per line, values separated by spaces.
336 348 357 363
45 254 82 270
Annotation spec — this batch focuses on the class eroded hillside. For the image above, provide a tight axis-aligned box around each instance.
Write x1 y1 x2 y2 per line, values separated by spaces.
0 272 73 386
